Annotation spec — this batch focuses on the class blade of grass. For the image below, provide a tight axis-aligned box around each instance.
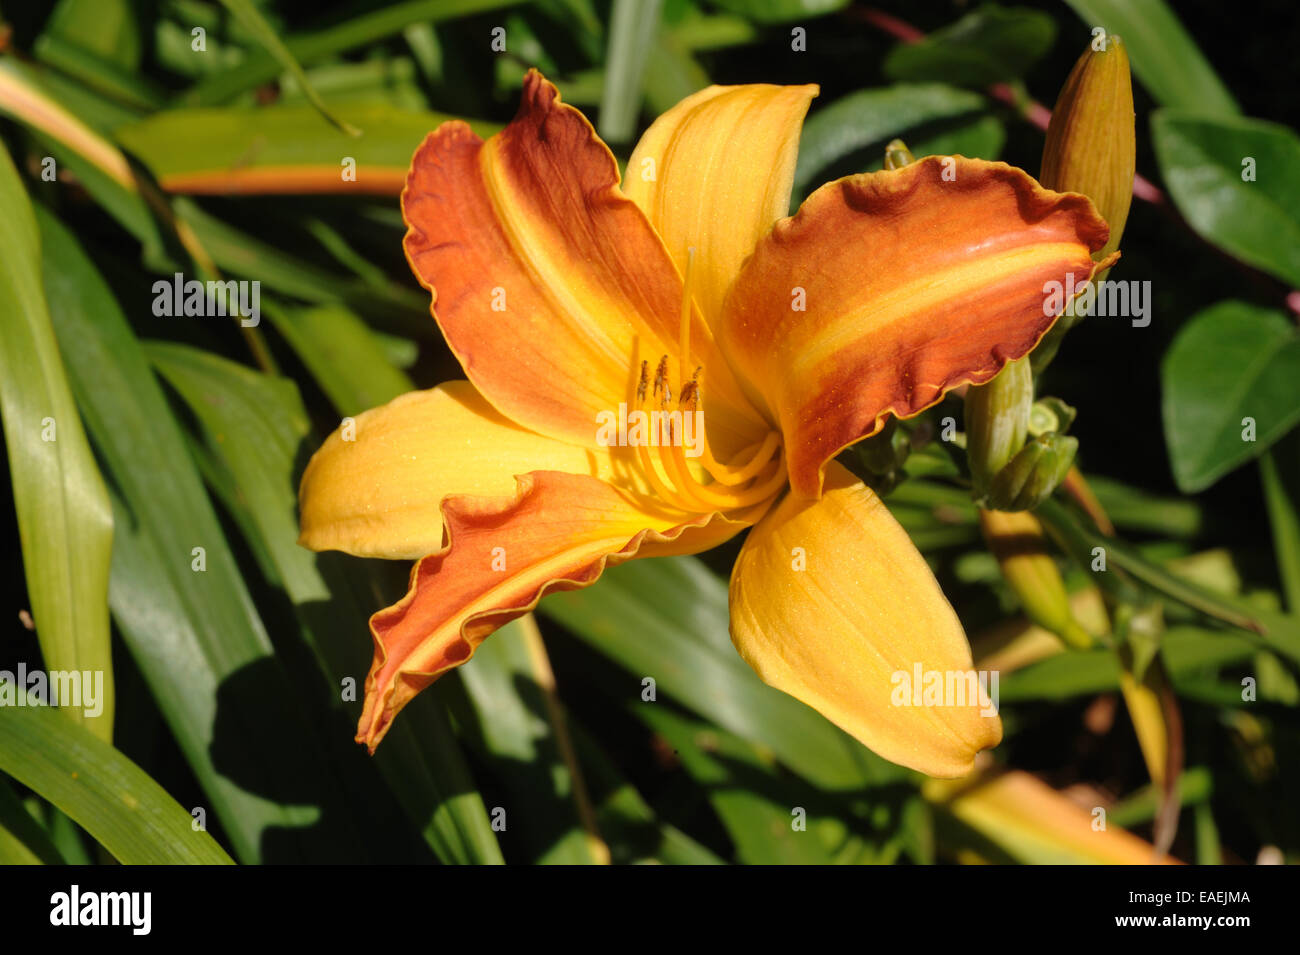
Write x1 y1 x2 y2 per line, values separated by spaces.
0 142 114 741
598 0 663 144
214 0 360 135
181 0 530 106
0 688 234 864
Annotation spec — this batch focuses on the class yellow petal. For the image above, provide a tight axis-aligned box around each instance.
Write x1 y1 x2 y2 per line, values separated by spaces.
624 83 817 328
298 380 612 559
728 461 1002 777
924 770 1182 864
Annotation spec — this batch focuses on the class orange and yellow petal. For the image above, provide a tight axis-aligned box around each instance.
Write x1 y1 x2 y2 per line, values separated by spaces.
402 70 762 453
624 83 817 327
357 470 763 750
719 156 1109 498
728 461 1002 777
299 381 623 560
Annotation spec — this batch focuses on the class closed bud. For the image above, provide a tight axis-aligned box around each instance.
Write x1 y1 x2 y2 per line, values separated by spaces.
986 432 1078 511
883 138 916 171
965 358 1033 495
1028 396 1077 437
1040 32 1135 262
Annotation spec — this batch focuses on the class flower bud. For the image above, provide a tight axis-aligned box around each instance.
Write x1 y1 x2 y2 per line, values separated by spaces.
965 358 1033 496
883 138 916 171
1040 32 1135 263
986 432 1078 512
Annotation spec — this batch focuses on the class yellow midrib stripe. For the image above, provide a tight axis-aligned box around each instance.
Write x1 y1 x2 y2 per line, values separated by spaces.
791 242 1084 381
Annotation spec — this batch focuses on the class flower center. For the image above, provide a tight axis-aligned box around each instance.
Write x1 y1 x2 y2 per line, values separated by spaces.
626 248 786 514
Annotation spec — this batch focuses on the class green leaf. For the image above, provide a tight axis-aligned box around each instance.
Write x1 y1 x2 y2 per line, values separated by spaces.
264 302 413 416
541 556 902 790
0 690 234 864
115 104 495 194
1260 435 1300 612
883 5 1055 88
1062 0 1237 115
0 143 115 741
705 0 848 24
142 341 503 865
1152 111 1300 287
42 0 141 68
454 617 606 863
794 83 999 196
37 208 371 863
0 781 64 864
598 0 664 144
637 705 838 864
214 0 359 134
180 0 531 107
1161 301 1300 492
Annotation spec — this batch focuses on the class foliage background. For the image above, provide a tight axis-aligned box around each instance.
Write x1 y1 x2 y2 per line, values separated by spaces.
0 0 1297 865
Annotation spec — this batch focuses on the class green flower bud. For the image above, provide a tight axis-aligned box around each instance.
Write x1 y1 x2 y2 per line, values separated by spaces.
986 432 1078 511
883 138 916 170
1027 396 1077 437
965 357 1033 495
1040 32 1135 262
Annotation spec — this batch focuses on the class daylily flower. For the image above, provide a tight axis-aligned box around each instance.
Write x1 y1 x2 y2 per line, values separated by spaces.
298 71 1109 777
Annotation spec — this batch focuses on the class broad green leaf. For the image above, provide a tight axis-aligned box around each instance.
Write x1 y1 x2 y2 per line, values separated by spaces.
1062 0 1237 115
883 5 1055 88
794 83 999 196
1152 111 1300 288
116 103 494 195
0 690 234 864
0 143 114 741
1161 301 1300 492
180 0 531 106
144 341 504 865
264 303 414 417
38 208 371 863
541 555 902 790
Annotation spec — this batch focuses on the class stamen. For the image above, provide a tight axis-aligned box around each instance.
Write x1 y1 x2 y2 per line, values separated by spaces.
653 355 671 405
617 243 788 516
